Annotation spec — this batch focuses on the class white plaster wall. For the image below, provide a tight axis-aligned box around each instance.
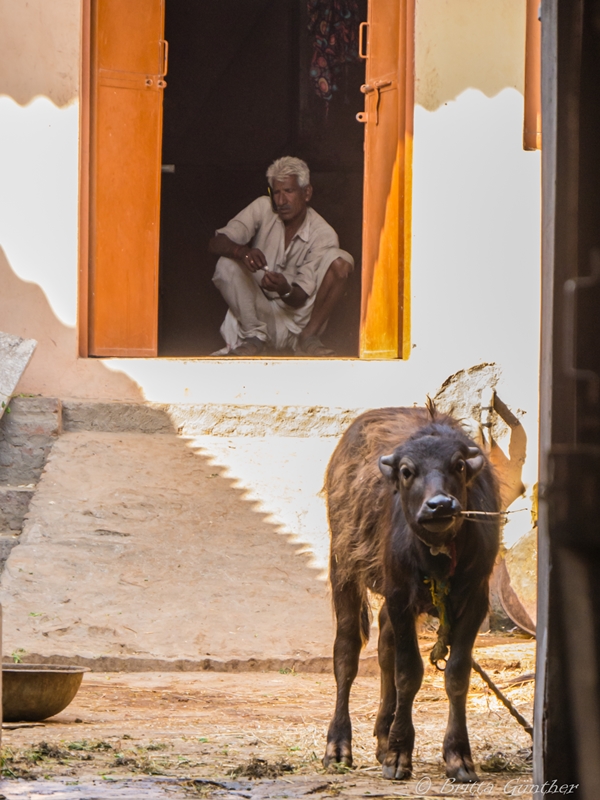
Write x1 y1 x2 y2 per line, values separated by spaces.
0 0 541 522
0 0 79 322
0 0 143 400
0 96 78 327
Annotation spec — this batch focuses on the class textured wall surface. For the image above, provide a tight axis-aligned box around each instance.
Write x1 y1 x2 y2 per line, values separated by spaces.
0 0 80 107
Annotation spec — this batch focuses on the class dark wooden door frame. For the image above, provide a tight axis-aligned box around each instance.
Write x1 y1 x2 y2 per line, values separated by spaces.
536 1 600 796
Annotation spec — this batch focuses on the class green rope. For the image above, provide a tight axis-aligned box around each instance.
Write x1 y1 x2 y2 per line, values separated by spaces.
423 576 535 737
424 576 452 668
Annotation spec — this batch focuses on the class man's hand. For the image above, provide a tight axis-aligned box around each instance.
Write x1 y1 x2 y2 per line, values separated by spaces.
240 247 268 273
260 272 307 308
261 271 291 295
208 234 267 272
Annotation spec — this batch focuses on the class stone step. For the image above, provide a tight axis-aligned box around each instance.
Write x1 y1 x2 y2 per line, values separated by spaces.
0 485 34 530
0 530 20 570
0 396 61 485
1 395 361 444
61 400 360 438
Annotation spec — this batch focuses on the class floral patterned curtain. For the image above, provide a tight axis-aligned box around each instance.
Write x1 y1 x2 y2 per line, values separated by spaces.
307 0 361 105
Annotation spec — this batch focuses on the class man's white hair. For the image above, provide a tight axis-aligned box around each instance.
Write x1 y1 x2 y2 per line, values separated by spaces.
266 157 310 188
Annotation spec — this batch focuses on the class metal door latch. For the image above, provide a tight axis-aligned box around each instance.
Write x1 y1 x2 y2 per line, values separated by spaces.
357 80 393 125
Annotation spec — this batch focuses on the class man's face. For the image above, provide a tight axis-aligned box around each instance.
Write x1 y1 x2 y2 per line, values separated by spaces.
271 176 312 224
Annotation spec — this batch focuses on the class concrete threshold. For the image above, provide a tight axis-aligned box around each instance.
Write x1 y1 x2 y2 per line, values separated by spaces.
61 400 364 438
1 653 379 676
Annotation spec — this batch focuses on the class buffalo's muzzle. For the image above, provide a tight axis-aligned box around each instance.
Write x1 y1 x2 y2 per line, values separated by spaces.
417 494 462 532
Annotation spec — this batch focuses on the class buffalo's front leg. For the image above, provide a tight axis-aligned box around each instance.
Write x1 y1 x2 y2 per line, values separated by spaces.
442 589 488 782
374 602 396 763
381 594 423 780
323 575 366 768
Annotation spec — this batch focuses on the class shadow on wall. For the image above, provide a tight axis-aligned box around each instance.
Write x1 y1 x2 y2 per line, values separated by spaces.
415 0 526 110
0 0 80 107
0 248 142 401
0 426 336 665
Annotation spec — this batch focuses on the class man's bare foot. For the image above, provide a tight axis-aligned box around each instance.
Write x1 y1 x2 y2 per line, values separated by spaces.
230 337 265 356
297 335 335 357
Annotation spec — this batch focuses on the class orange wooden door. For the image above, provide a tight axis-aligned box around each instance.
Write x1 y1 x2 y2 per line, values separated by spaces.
358 0 414 359
523 0 541 150
88 0 166 356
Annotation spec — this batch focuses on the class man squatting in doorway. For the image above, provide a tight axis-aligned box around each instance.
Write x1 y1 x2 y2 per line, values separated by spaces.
209 157 354 356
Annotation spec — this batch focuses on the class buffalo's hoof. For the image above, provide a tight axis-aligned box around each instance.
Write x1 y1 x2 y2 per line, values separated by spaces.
322 742 353 770
382 763 412 781
381 752 412 781
445 756 478 783
448 766 478 783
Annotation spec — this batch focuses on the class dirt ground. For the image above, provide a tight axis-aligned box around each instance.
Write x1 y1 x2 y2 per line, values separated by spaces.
0 638 536 799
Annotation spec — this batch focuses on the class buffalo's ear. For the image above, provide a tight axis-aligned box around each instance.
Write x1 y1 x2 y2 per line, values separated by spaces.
465 446 485 482
379 453 397 481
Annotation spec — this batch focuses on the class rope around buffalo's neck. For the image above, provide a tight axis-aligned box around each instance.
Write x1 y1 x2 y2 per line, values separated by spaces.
424 576 452 668
424 576 534 738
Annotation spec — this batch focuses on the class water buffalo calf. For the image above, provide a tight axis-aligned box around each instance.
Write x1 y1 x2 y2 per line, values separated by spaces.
323 405 500 782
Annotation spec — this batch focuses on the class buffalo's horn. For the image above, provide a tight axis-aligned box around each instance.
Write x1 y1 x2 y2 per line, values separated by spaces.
467 446 481 457
379 453 397 480
465 452 485 481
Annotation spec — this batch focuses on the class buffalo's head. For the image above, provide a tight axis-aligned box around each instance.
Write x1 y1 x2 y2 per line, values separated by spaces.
378 426 485 552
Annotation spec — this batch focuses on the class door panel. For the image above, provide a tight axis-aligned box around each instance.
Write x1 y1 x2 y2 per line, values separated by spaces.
359 0 413 359
89 0 166 356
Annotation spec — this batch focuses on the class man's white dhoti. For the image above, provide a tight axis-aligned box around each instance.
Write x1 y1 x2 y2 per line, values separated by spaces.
212 255 329 353
211 196 354 354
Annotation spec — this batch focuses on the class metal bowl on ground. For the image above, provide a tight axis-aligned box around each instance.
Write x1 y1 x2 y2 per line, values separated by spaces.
2 664 89 722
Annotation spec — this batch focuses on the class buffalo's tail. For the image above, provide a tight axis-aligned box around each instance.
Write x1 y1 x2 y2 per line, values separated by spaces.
360 595 372 646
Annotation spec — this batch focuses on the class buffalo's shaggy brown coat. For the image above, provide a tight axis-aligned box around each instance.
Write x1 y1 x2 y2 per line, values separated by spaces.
323 405 501 783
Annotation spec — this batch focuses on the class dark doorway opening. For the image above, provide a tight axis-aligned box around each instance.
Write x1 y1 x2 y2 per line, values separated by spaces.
158 0 366 357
